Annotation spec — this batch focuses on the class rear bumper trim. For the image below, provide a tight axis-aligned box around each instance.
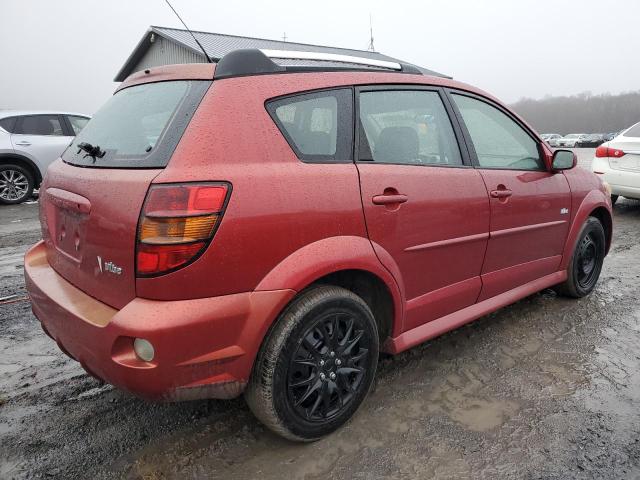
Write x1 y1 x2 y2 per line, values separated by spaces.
25 241 296 401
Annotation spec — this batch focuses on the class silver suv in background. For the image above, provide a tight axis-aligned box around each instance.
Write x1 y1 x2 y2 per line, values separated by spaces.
557 133 588 148
0 111 90 204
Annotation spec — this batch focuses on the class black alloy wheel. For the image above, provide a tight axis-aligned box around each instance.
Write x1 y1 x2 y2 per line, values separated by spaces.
246 286 379 441
287 311 369 422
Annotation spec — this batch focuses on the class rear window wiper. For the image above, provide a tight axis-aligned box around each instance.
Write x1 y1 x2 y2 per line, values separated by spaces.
77 142 105 161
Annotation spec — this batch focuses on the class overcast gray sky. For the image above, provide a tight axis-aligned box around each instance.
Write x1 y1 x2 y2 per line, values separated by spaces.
1 0 638 114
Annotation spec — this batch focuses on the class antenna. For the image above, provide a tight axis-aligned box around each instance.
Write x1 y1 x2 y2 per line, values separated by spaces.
163 0 212 63
367 14 375 52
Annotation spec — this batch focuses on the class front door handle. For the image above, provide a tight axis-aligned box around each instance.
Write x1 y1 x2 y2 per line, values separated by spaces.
372 193 408 205
15 141 31 146
490 189 513 199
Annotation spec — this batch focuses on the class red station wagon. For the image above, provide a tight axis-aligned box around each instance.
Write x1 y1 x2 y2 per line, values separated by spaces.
25 49 613 441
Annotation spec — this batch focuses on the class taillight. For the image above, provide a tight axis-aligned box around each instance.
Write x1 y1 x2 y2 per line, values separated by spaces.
136 183 231 276
595 145 625 158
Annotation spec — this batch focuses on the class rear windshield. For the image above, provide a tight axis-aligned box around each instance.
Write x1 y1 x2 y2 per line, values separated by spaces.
63 80 210 168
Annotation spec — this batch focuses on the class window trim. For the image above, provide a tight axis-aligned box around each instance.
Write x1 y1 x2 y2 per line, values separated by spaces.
354 84 472 169
444 89 547 172
265 87 354 164
13 114 68 137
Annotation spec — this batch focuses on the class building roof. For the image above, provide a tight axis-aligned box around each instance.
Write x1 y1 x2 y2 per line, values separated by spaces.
115 26 448 81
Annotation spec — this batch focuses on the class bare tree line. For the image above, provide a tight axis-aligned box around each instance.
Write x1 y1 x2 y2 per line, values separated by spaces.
511 91 640 135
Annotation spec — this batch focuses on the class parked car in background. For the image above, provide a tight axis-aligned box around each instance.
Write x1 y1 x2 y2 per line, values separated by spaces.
24 52 612 442
0 111 90 204
577 134 606 148
557 133 588 148
593 121 640 204
541 133 562 147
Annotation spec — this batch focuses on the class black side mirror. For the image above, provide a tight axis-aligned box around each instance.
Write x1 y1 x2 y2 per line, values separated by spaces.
552 149 577 171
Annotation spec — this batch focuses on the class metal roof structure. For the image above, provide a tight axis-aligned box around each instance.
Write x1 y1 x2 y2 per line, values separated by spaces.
115 26 449 81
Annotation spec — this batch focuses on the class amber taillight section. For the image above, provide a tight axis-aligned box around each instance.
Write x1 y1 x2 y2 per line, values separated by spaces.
136 183 230 276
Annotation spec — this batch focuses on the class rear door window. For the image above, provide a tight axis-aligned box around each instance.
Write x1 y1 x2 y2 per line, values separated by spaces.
63 80 210 168
267 89 353 162
16 115 65 136
358 90 462 166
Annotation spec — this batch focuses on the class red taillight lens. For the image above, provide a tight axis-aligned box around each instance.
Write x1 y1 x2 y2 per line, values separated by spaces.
595 145 625 158
136 242 206 275
136 183 230 277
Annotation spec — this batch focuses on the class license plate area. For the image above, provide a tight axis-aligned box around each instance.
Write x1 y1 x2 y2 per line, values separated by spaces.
610 154 640 172
44 188 92 264
52 209 88 263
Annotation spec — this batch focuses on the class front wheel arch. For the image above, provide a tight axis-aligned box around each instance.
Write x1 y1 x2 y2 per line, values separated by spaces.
560 191 612 271
589 206 613 254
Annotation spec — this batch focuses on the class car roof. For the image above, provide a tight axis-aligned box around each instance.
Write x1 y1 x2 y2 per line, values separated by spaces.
118 62 539 137
0 110 90 119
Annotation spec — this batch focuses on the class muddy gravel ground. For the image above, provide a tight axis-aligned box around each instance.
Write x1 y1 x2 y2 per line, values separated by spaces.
2 151 640 479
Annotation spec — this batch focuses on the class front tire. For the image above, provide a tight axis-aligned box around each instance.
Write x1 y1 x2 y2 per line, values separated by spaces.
0 164 34 205
555 217 606 298
611 194 619 205
245 286 379 441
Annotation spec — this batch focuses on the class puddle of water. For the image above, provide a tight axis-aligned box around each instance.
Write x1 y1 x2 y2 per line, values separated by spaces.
427 386 520 432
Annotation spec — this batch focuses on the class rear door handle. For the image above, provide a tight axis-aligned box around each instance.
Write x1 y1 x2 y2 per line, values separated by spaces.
490 189 513 198
372 194 408 205
15 141 31 146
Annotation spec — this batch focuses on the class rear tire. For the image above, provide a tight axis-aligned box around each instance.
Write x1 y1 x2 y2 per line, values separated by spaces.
611 194 619 205
245 285 379 441
0 164 34 205
554 217 606 298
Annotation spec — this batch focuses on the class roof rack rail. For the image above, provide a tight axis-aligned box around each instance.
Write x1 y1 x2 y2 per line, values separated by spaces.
214 49 423 79
260 49 402 70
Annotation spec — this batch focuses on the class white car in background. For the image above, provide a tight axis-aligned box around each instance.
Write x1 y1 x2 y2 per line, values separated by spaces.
0 111 90 204
556 133 588 148
592 121 640 204
541 133 562 147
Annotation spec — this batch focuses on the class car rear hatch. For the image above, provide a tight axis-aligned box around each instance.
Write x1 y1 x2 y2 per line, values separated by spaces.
607 138 640 173
40 71 212 309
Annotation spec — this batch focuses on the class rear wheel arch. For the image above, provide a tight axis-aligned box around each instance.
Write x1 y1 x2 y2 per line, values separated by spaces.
0 154 42 187
255 236 404 337
307 269 394 345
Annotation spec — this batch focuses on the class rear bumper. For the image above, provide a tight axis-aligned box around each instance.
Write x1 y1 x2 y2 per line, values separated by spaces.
24 241 295 401
592 158 640 199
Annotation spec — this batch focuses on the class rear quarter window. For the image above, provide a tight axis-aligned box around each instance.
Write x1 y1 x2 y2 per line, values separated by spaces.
623 122 640 138
0 117 17 133
67 116 90 135
266 88 353 163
